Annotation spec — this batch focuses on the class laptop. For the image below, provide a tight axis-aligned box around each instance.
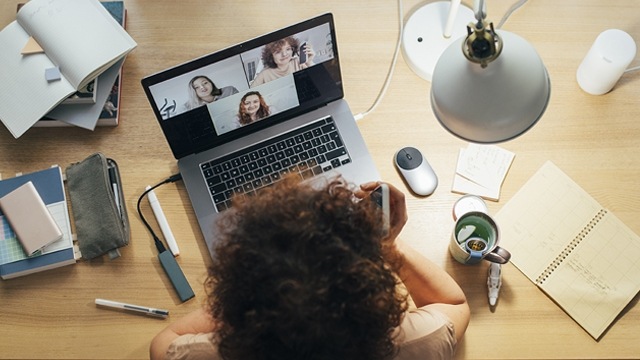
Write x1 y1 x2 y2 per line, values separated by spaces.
141 13 380 258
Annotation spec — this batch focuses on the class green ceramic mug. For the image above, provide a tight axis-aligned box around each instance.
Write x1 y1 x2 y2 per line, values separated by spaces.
449 211 511 265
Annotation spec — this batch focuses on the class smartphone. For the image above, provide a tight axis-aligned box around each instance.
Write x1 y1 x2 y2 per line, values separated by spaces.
299 42 307 64
369 183 390 235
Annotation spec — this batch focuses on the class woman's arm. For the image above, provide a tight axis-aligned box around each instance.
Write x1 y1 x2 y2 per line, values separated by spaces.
357 181 470 342
149 307 217 360
395 240 470 342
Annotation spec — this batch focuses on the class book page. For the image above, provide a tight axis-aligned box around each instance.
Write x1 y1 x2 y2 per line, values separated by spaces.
46 58 124 130
0 21 76 137
0 200 72 266
541 212 640 339
16 0 136 89
495 161 602 281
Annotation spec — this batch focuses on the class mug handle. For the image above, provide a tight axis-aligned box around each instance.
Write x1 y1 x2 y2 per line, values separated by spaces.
484 246 511 264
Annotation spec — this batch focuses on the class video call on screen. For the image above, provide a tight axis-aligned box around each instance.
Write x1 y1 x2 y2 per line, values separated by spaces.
146 19 343 158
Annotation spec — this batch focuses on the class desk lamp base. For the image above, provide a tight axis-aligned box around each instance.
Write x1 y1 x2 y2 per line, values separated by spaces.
402 1 474 81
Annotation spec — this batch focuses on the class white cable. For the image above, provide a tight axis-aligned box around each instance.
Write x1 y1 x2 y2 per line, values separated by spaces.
625 65 640 73
496 0 528 29
496 0 639 74
355 0 531 122
354 0 404 121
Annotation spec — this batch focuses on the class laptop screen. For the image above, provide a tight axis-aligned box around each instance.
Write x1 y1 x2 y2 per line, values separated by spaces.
141 13 343 159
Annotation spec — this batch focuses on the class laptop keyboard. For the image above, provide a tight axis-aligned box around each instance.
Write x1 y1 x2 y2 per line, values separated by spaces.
200 116 351 212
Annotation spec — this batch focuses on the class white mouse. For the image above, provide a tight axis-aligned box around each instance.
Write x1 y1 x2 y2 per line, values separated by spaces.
394 147 438 196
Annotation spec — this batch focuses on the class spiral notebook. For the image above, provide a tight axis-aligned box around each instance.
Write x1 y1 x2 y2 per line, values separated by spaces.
495 161 640 340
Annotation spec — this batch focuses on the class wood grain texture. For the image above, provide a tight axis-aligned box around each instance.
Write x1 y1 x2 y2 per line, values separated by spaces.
1 1 639 358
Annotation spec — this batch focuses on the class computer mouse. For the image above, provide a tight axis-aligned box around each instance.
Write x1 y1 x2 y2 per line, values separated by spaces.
394 147 438 196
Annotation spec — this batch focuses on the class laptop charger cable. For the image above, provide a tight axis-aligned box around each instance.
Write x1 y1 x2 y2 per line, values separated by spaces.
137 173 195 302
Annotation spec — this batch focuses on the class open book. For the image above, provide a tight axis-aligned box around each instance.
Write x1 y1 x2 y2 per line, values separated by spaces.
0 0 136 138
495 161 640 340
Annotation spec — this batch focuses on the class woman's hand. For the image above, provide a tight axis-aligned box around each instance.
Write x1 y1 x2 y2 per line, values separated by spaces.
302 44 315 66
356 181 407 243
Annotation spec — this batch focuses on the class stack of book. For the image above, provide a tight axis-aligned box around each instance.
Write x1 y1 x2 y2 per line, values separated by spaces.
0 0 136 137
0 166 75 279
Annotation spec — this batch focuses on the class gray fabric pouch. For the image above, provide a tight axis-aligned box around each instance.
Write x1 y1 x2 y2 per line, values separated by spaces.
66 153 129 260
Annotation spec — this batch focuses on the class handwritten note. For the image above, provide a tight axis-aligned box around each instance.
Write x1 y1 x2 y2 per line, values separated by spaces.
495 161 640 339
451 144 515 201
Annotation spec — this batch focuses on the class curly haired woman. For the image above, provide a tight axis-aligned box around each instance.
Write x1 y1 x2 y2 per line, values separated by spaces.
150 177 469 360
250 35 315 88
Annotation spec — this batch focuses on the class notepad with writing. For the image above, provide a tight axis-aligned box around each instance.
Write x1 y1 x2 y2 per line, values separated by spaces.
495 161 640 340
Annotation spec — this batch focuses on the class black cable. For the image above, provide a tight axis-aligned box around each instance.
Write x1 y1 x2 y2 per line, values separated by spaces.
136 173 183 254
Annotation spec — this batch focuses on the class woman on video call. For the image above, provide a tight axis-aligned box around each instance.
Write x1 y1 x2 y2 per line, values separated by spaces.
250 35 315 87
184 75 238 110
236 91 272 127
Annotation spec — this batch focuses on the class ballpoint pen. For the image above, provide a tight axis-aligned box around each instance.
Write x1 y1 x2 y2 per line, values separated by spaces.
108 166 122 217
487 262 502 306
146 185 180 256
107 166 120 211
95 298 169 318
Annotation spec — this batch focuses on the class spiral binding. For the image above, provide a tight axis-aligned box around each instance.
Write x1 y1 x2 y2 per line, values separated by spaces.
535 208 607 284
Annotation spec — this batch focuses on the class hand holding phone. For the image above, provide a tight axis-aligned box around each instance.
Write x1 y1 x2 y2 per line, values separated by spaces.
299 42 307 64
358 182 407 241
369 183 390 235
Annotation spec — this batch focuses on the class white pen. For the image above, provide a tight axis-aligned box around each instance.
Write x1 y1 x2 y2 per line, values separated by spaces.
487 263 502 306
108 166 122 216
146 185 180 256
95 298 169 318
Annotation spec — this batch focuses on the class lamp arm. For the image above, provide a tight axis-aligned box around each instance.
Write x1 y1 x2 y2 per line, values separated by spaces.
474 0 487 23
443 0 462 38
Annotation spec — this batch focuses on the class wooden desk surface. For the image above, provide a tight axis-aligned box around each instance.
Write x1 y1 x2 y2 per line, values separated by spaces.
1 0 639 358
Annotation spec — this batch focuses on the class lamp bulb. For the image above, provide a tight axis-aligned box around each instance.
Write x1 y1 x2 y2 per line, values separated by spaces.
463 20 502 68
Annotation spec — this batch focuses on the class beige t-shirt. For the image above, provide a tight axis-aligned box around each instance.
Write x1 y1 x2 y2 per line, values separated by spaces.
165 307 457 360
250 59 305 88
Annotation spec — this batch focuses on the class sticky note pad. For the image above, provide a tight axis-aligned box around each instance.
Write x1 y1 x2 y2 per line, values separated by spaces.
45 67 62 82
451 144 515 201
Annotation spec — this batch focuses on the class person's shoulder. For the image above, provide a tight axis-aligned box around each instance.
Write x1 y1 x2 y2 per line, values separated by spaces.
221 86 238 95
395 308 457 360
165 333 220 360
251 72 266 87
400 307 454 342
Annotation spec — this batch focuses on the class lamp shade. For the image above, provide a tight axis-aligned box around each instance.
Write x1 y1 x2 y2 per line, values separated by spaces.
431 30 550 143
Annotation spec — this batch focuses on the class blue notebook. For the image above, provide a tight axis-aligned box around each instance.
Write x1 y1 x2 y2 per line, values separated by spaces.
0 166 75 279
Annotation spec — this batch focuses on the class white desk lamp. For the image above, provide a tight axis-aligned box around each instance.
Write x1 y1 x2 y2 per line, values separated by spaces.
402 0 475 81
430 0 551 143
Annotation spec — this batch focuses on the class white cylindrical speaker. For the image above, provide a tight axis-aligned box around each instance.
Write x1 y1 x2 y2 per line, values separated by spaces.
577 29 637 95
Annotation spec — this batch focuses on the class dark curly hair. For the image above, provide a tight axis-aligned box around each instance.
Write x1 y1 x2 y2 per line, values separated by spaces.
205 176 407 360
